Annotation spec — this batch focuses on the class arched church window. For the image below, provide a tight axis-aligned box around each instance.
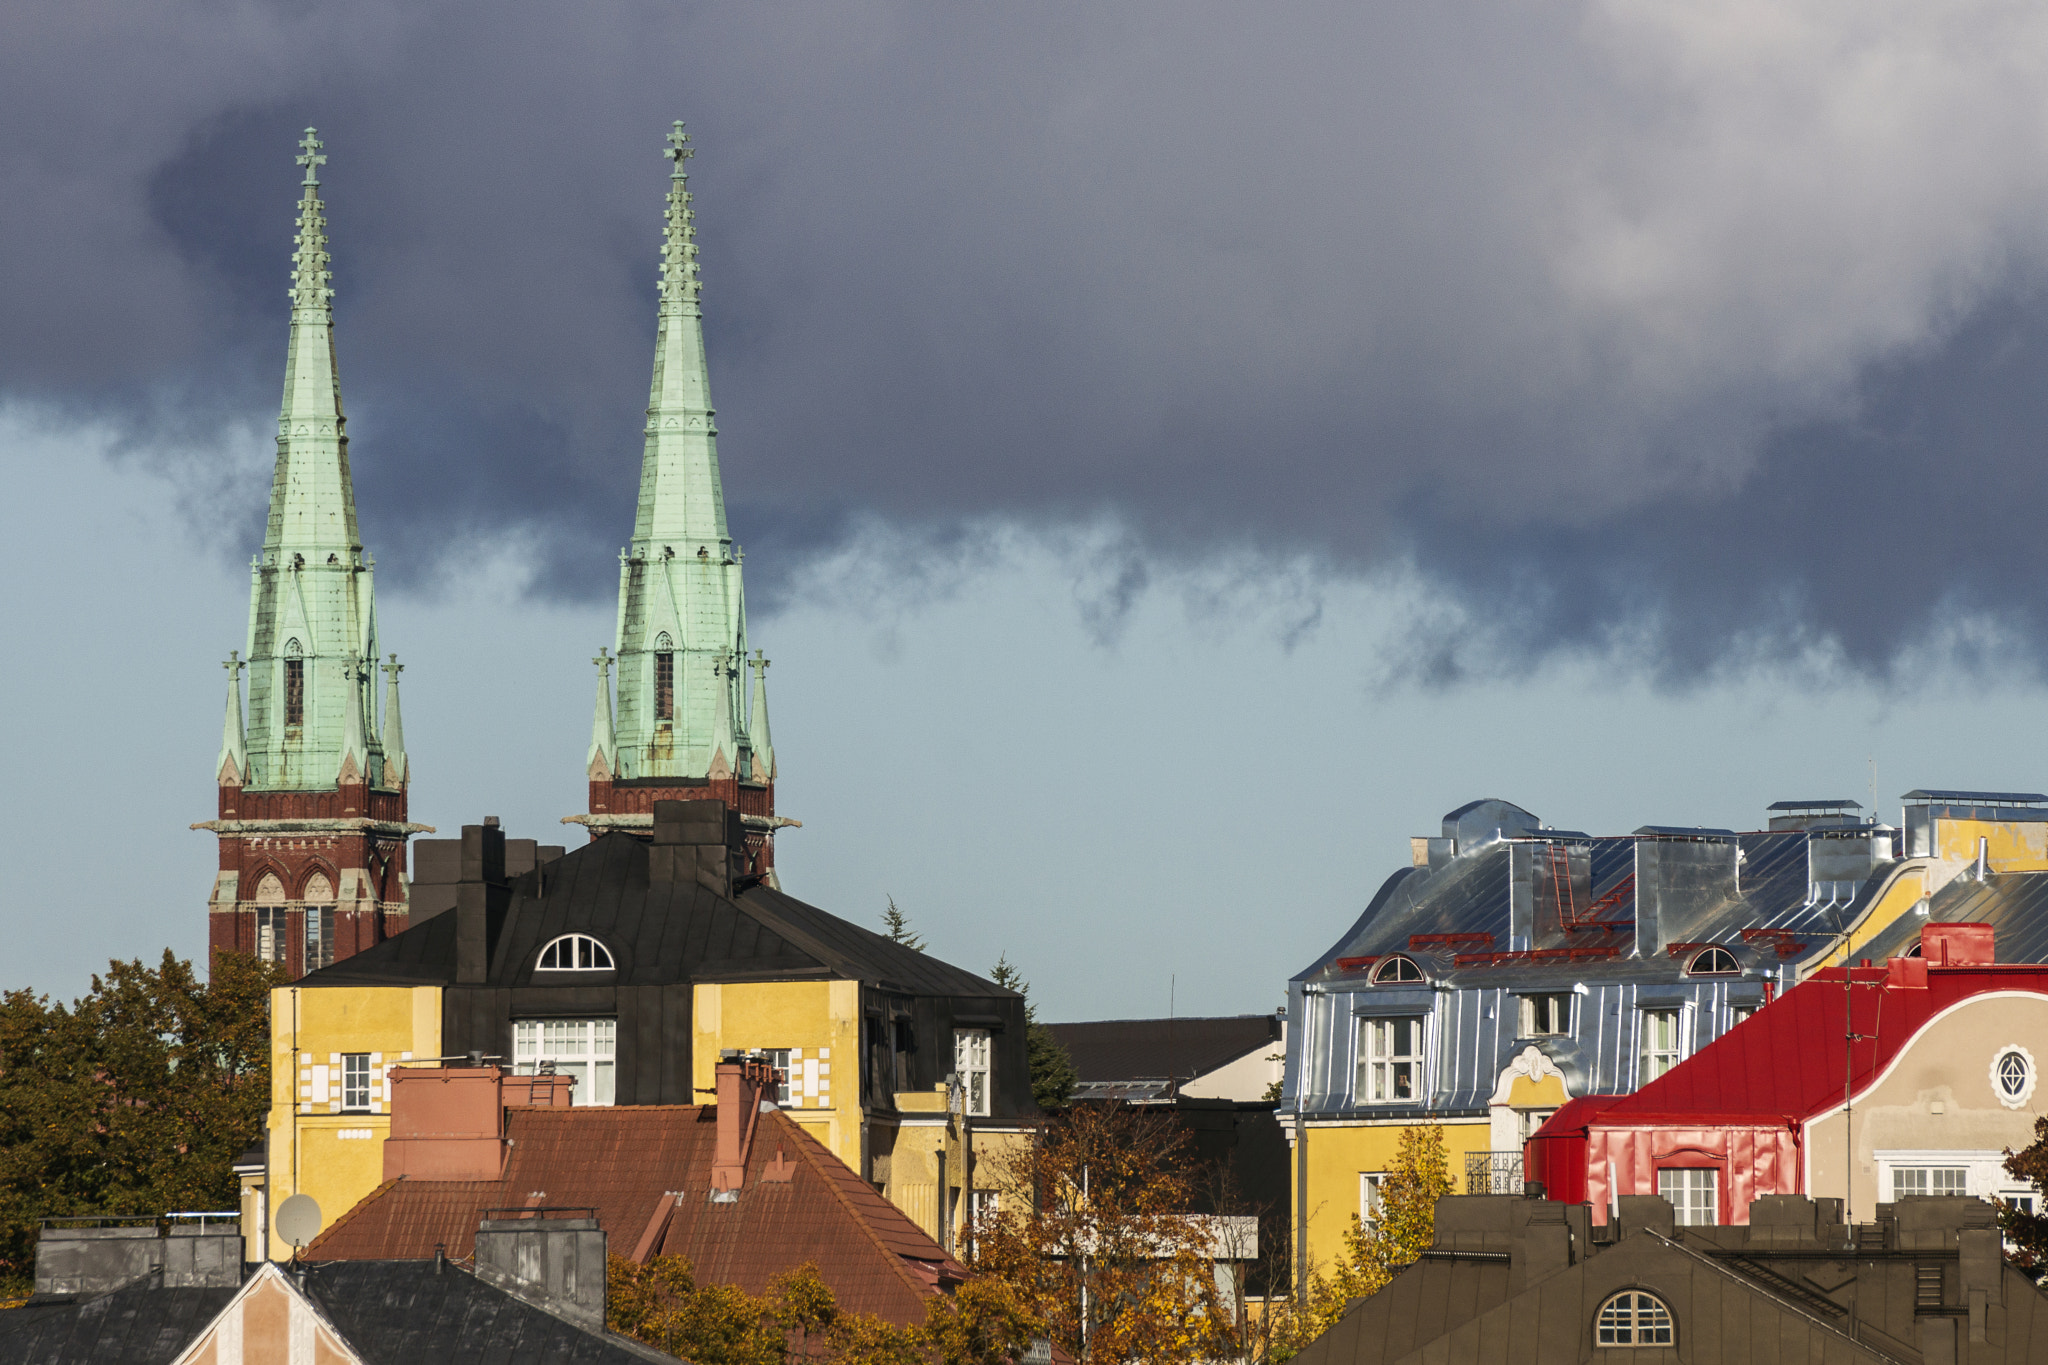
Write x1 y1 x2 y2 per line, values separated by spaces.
654 636 675 722
301 872 336 974
1373 955 1424 985
1687 947 1739 976
254 874 287 966
284 639 306 728
537 934 616 972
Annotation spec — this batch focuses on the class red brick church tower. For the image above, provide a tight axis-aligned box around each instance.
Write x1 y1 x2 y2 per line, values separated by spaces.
197 130 429 977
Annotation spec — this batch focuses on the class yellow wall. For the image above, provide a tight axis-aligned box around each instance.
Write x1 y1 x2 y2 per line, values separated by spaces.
1290 1119 1492 1278
1804 862 1932 974
693 979 863 1169
266 984 440 1260
1935 817 2048 872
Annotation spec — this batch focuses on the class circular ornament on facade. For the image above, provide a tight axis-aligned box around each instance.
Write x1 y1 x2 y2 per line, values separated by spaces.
1991 1044 2037 1110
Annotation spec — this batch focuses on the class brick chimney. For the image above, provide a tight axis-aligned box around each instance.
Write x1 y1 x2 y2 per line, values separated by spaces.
383 1063 574 1181
456 819 508 984
711 1051 781 1197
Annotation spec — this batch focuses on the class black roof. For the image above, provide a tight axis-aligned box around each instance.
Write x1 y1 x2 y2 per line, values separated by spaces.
1766 799 1861 811
0 1261 674 1364
1046 1015 1282 1084
309 832 1011 999
1903 789 2048 804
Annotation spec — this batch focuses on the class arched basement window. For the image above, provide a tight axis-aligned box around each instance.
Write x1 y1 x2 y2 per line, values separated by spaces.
1687 947 1739 976
1372 955 1424 985
284 640 305 728
537 934 616 972
653 634 675 722
1596 1290 1674 1347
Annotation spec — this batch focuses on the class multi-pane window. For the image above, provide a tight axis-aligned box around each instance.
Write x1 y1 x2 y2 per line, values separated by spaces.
536 934 614 971
303 906 335 974
654 651 675 722
1372 956 1424 985
283 649 305 728
1596 1291 1674 1346
1358 1017 1423 1103
513 1018 617 1106
340 1053 371 1111
1520 994 1572 1037
1359 1172 1386 1224
1640 1009 1682 1083
1657 1168 1717 1226
1893 1167 1968 1199
954 1029 991 1117
1687 947 1739 976
764 1048 792 1106
255 906 288 964
1729 1004 1758 1026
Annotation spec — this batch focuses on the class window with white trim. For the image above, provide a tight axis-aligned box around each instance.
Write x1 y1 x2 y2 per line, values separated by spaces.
1357 1016 1423 1103
1893 1167 1967 1199
1595 1290 1674 1347
536 934 615 971
1372 955 1424 985
954 1029 991 1116
1686 947 1739 976
1657 1168 1716 1225
764 1048 792 1106
1519 993 1571 1037
1639 1008 1681 1083
513 1018 616 1105
341 1053 371 1111
1359 1172 1386 1224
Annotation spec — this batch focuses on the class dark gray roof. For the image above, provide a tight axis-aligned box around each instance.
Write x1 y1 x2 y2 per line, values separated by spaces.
1903 789 2048 803
1766 799 1861 811
1045 1015 1282 1084
305 832 1012 999
0 1262 677 1364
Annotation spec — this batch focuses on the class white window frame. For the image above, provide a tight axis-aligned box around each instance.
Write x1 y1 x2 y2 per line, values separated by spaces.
954 1029 991 1117
1639 1007 1684 1083
513 1018 617 1106
1519 993 1572 1037
340 1052 371 1112
1357 1015 1425 1104
303 905 335 974
535 933 615 972
1656 1167 1717 1226
764 1048 792 1106
1359 1172 1386 1224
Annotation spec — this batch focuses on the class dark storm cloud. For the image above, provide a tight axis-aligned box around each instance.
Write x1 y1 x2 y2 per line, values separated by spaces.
9 0 2048 673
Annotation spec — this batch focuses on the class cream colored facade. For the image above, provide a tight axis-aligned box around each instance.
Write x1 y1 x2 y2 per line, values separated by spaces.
1806 991 2048 1221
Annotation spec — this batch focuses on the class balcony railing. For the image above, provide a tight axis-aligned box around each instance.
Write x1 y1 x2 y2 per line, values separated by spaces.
1465 1151 1524 1195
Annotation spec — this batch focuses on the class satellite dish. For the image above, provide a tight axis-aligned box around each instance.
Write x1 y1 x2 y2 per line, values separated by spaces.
275 1193 322 1252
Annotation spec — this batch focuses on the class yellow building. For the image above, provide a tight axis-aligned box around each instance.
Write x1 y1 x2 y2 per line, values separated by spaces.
255 812 1033 1260
1282 791 2048 1284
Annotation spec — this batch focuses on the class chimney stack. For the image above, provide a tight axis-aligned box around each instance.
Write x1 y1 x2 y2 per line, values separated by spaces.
383 1063 574 1182
473 1209 607 1331
650 799 744 898
711 1051 781 1198
1923 922 1995 966
456 821 507 983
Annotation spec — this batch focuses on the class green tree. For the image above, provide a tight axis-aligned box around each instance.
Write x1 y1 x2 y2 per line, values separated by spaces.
0 950 284 1293
988 955 1077 1111
2003 1116 2048 1278
882 898 926 951
1319 1124 1456 1314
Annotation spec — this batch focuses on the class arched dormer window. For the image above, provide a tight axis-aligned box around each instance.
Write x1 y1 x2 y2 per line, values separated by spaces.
283 639 306 728
537 934 615 972
1686 947 1739 976
1595 1290 1674 1347
1372 955 1424 985
653 634 675 722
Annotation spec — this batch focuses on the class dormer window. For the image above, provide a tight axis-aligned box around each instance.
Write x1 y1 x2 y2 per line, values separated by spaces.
1686 947 1739 976
1372 955 1424 985
284 640 305 728
537 934 615 972
653 635 675 722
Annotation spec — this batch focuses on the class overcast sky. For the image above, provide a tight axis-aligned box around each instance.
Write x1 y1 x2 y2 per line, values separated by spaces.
9 2 2048 1017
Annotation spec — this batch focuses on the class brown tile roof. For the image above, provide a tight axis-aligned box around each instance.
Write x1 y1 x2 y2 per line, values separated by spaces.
305 1106 963 1326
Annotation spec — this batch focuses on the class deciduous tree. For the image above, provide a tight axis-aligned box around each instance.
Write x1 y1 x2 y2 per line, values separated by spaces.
2003 1115 2048 1277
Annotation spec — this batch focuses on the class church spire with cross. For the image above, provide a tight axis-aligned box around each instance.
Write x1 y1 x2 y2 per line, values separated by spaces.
570 122 786 878
197 128 429 978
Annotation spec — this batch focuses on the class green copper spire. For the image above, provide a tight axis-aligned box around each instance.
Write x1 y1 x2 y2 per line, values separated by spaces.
587 648 617 779
748 650 774 781
380 654 407 786
605 123 764 782
238 129 392 791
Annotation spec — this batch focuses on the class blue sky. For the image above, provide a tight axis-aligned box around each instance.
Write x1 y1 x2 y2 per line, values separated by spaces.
10 2 2048 1017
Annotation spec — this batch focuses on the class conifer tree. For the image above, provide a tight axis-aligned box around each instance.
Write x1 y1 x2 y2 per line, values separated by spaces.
881 897 925 951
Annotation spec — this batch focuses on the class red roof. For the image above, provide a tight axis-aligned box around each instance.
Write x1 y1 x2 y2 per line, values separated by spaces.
306 1105 963 1326
1554 962 2048 1130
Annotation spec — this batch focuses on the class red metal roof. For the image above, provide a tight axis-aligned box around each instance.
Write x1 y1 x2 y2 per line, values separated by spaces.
306 1105 963 1326
1555 962 2048 1130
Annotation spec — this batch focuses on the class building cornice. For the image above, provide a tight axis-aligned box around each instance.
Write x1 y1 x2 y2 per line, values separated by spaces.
192 818 435 836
